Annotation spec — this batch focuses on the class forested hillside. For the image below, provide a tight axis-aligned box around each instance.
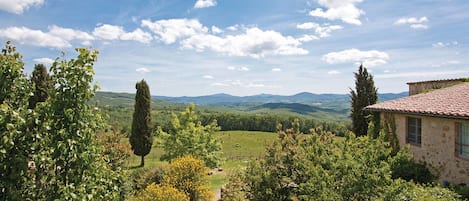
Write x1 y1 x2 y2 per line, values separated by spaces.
95 91 406 134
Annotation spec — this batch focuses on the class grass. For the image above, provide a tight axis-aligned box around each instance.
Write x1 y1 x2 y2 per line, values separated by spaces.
123 130 278 191
123 139 166 168
218 131 277 160
123 131 344 192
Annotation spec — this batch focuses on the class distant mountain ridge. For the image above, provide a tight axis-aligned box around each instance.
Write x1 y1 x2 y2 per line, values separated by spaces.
94 91 407 122
154 92 408 106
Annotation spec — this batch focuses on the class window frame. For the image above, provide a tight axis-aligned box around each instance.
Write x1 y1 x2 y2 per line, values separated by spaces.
456 122 469 160
406 117 422 146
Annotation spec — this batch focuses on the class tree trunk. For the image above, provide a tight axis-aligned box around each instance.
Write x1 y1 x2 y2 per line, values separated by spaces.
140 155 145 167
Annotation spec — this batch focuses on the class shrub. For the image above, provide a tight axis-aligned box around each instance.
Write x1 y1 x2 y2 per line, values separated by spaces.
390 148 435 184
221 169 248 201
229 123 459 201
163 155 214 201
450 183 469 200
382 179 460 201
97 131 132 171
130 166 165 192
127 183 189 201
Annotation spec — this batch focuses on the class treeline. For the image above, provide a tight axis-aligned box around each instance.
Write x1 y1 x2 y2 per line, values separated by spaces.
199 112 350 136
101 105 351 136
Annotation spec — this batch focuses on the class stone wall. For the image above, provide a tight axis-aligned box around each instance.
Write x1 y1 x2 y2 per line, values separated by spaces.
389 113 469 184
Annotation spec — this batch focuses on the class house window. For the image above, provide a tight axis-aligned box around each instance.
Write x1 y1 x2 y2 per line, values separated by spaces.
407 117 421 145
457 123 469 158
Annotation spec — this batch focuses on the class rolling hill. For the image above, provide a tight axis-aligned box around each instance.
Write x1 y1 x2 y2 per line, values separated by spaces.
153 92 407 106
94 91 406 122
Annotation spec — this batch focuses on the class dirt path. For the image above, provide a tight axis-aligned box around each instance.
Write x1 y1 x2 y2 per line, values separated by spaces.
213 189 221 201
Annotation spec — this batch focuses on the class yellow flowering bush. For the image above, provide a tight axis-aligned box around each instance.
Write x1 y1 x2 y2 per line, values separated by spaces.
163 155 214 201
128 183 188 201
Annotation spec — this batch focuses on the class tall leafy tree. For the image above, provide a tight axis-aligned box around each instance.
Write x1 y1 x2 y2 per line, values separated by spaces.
130 79 153 167
159 104 222 168
1 42 121 200
0 41 32 200
28 64 51 109
350 64 378 136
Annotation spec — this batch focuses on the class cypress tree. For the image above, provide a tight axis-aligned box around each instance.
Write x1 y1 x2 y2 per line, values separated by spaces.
350 64 378 136
29 64 51 109
130 79 153 167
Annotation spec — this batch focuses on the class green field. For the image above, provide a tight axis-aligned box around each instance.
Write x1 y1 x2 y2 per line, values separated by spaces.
125 130 278 190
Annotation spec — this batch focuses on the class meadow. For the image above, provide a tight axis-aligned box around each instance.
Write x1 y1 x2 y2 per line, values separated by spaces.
125 131 278 190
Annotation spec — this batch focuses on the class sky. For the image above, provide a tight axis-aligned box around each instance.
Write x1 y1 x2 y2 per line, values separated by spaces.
0 0 468 96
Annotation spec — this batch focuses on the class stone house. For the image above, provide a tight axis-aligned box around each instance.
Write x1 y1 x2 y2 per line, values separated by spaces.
366 78 469 184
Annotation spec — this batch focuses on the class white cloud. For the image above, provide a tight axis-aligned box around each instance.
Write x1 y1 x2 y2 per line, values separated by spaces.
48 25 95 45
395 16 428 24
432 41 458 48
141 18 208 44
272 68 282 72
327 70 340 75
181 27 308 58
194 0 217 9
211 80 267 88
322 49 389 67
375 70 468 79
431 60 461 67
0 0 44 14
33 57 54 65
93 24 124 40
227 66 250 71
93 24 152 43
211 26 223 34
297 34 319 42
227 25 239 31
211 82 229 86
136 67 151 73
0 26 70 48
395 17 429 29
309 0 364 25
297 22 343 37
203 75 214 79
409 24 428 29
120 28 153 43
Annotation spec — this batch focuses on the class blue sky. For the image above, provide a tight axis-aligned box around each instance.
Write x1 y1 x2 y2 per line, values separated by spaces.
0 0 468 96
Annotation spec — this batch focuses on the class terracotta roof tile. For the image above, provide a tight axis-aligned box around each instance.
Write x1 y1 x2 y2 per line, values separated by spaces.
366 82 469 119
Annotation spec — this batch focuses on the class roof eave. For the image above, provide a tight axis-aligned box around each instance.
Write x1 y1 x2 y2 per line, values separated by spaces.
365 108 469 120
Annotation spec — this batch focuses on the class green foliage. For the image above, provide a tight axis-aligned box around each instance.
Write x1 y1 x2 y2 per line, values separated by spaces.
130 79 153 167
200 112 350 136
0 41 34 199
221 169 248 201
350 64 378 136
97 131 132 171
450 184 469 200
34 47 120 200
129 166 166 192
127 183 189 201
0 42 121 200
28 63 51 109
0 41 29 107
367 113 381 139
159 103 222 168
382 113 399 154
232 121 459 201
163 155 214 201
390 149 435 184
382 179 460 201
